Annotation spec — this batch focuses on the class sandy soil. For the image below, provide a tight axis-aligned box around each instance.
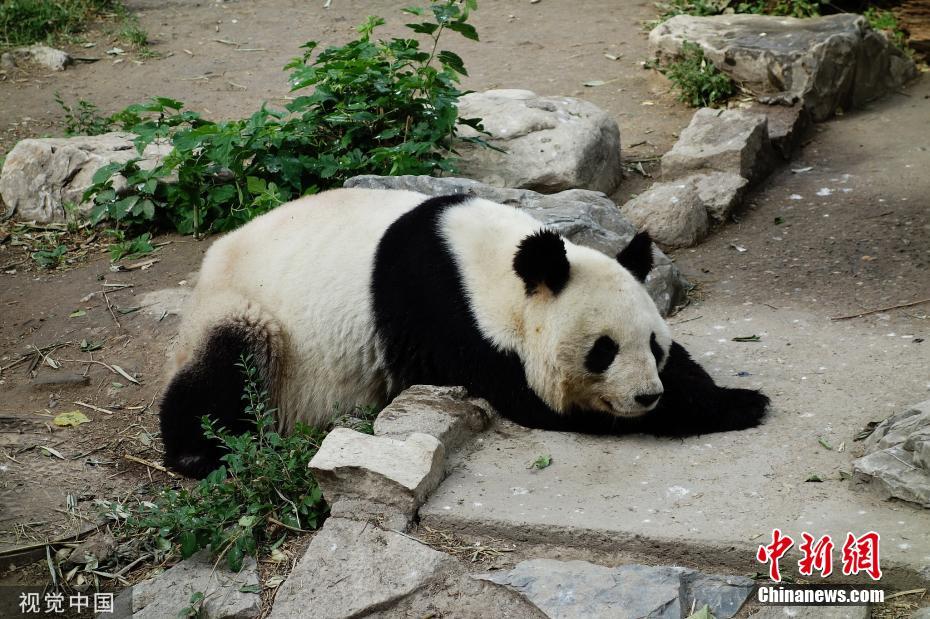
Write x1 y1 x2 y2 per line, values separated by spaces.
0 0 928 611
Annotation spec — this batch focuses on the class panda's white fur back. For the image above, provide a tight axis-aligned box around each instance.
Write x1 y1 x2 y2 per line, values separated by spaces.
173 189 426 429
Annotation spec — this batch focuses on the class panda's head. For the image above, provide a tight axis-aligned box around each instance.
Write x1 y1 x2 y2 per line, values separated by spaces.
513 230 672 418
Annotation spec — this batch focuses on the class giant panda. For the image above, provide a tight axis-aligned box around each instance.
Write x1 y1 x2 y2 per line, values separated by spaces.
160 188 768 478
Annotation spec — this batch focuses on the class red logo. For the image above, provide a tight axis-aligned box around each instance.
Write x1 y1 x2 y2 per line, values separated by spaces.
841 531 882 581
756 530 881 582
756 528 794 582
798 533 834 577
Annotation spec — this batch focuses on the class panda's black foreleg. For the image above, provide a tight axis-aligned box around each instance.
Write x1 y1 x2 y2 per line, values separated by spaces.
160 323 262 478
639 341 769 437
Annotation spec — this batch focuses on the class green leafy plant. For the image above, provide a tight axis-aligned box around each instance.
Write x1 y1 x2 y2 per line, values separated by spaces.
656 41 736 107
650 0 724 27
649 0 820 27
32 244 68 268
734 0 820 18
108 230 154 261
330 404 379 435
531 454 552 470
54 93 112 136
118 356 328 571
119 21 147 49
864 7 910 55
179 591 206 619
0 0 118 48
83 1 483 237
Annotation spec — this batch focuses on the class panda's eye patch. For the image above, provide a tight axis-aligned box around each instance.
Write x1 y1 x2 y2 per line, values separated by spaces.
585 336 619 374
650 332 665 364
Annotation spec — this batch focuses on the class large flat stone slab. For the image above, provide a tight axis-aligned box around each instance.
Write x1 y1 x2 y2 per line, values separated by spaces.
420 305 930 588
268 518 456 619
114 550 259 619
455 89 622 194
344 175 689 315
477 559 754 619
649 14 918 121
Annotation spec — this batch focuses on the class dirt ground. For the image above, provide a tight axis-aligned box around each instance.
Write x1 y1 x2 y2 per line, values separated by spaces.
1 0 929 612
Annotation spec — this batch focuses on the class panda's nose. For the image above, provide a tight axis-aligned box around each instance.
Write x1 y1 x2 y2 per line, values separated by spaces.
635 392 662 407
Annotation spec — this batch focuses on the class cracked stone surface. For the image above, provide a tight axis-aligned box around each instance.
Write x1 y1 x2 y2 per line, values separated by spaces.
344 175 689 315
309 429 445 518
455 89 622 194
113 550 259 619
853 400 930 508
661 108 774 183
477 559 754 619
267 518 456 619
374 385 493 452
649 14 918 121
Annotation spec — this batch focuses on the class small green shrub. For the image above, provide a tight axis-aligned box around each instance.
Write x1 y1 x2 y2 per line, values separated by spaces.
331 404 379 435
651 0 723 25
83 0 483 237
0 0 117 48
650 0 821 26
119 21 147 49
743 0 821 18
32 244 68 268
112 356 328 572
108 230 154 261
657 41 737 107
54 93 111 136
864 7 910 55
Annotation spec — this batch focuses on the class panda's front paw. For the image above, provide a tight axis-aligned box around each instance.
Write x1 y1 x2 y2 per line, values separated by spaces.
716 387 770 431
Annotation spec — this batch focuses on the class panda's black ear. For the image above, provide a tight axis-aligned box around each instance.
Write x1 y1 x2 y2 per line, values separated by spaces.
513 229 570 295
616 231 653 282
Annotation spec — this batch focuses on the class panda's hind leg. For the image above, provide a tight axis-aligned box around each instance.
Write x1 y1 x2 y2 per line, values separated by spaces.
160 314 282 478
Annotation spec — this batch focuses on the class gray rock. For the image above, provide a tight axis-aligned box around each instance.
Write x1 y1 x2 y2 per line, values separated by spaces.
31 371 91 389
852 400 930 508
374 385 493 452
661 108 773 183
743 102 811 159
0 132 171 222
911 608 930 619
118 550 259 619
621 178 710 248
268 518 456 619
649 14 918 121
308 429 445 519
66 532 115 566
11 45 72 71
694 172 749 222
344 175 689 315
371 570 547 618
864 400 930 452
1 52 15 70
750 606 870 619
455 89 621 194
477 559 753 619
